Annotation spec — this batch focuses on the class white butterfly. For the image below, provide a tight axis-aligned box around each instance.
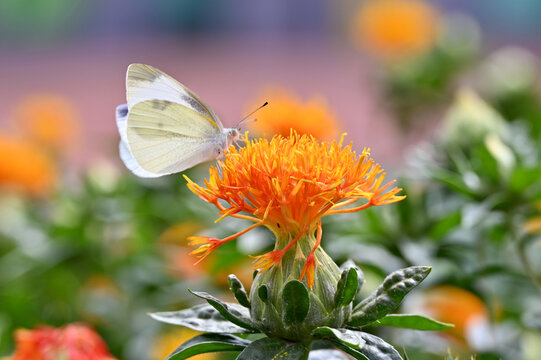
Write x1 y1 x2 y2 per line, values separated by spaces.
116 63 241 178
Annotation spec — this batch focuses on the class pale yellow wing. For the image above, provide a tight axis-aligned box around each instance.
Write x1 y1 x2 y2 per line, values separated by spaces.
126 63 221 129
126 99 225 176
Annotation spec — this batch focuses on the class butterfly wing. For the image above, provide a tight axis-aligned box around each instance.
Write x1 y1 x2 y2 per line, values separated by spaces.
125 99 225 176
116 104 161 177
126 63 221 129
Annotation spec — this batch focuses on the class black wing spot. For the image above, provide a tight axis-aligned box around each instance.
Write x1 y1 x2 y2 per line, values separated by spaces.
151 100 170 111
116 104 129 118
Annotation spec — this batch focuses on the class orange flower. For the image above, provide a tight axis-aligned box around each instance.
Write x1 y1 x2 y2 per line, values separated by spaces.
351 0 439 59
185 132 404 287
12 94 80 152
246 88 340 140
422 286 489 346
12 323 116 360
0 133 57 196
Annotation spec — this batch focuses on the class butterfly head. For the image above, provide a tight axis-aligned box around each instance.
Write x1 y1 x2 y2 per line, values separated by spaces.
226 128 241 147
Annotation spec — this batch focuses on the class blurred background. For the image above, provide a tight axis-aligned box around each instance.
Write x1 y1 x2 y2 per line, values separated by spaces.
1 1 541 359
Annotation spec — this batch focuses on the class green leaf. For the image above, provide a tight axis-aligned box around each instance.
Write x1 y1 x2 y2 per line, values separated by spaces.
354 332 403 360
349 266 431 327
341 260 365 292
428 211 461 240
228 274 250 309
312 327 366 349
149 304 254 333
317 329 402 360
236 337 307 360
189 290 258 331
371 314 454 331
166 333 250 360
335 267 359 307
510 167 540 192
282 280 310 325
258 285 269 302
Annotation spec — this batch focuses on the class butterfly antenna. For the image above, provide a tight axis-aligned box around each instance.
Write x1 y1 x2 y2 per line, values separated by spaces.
237 101 268 129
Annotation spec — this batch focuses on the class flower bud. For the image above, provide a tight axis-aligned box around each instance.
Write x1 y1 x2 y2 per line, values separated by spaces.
249 233 351 342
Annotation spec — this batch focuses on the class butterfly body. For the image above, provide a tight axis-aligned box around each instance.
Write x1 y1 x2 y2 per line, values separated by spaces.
116 64 239 178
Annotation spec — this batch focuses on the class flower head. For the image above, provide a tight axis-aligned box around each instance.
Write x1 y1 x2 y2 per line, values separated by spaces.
0 133 57 196
185 132 404 287
246 87 340 140
11 323 116 360
351 0 439 60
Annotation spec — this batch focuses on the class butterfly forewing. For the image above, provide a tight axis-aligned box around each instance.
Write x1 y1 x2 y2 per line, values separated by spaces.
126 99 224 175
126 64 221 128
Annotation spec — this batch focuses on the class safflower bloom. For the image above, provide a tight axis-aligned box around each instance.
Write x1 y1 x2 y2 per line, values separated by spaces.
351 0 439 59
0 133 57 196
185 132 404 288
12 94 80 152
11 323 116 360
246 88 340 140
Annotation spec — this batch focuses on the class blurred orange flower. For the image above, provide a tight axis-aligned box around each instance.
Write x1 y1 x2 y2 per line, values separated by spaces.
11 323 116 360
0 133 57 196
351 0 439 59
422 286 489 346
151 328 217 360
12 94 80 153
246 88 340 140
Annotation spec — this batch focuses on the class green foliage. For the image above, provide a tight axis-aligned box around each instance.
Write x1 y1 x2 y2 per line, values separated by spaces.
349 267 431 327
282 280 310 325
150 304 253 334
188 290 257 331
153 262 437 360
227 274 250 309
237 338 308 360
334 266 359 307
371 314 453 331
165 333 250 360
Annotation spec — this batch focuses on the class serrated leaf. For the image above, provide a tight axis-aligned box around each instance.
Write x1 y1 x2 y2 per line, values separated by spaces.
228 274 250 308
149 304 253 333
349 266 431 327
335 267 359 307
166 333 250 360
312 327 366 349
372 314 454 331
236 337 307 360
189 290 258 331
282 280 310 325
